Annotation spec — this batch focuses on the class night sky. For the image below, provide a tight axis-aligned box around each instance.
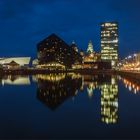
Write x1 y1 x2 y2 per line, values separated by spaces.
0 0 140 59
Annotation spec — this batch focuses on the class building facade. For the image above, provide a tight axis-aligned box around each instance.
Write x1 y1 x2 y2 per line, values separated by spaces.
101 22 118 68
84 40 100 63
37 34 82 69
70 41 83 66
119 53 140 71
80 40 112 70
0 57 31 69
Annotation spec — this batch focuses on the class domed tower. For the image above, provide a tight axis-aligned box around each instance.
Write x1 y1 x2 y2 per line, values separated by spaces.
87 40 94 54
70 41 82 65
80 49 84 57
71 41 78 52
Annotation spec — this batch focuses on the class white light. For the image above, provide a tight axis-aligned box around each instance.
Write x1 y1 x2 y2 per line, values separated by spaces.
134 54 137 57
128 56 132 59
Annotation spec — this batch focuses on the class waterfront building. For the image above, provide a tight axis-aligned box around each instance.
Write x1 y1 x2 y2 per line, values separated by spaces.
83 41 103 69
5 61 20 69
84 53 101 64
119 53 140 71
84 40 97 63
71 41 78 52
80 49 84 57
32 59 39 67
101 22 119 68
0 57 31 69
70 41 83 69
37 34 82 69
87 40 94 54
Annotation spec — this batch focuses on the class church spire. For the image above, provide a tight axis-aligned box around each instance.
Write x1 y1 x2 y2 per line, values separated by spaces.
87 40 94 54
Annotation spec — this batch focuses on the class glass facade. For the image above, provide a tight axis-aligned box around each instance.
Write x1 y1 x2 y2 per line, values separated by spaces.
37 34 82 69
101 22 118 68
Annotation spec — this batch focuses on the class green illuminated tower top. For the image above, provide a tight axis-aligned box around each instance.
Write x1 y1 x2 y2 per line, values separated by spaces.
87 40 94 54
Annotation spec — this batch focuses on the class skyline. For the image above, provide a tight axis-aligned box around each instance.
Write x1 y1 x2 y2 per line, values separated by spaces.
0 0 140 59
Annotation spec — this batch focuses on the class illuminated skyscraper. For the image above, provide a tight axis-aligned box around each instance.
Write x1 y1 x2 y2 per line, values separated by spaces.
101 22 118 68
87 40 94 54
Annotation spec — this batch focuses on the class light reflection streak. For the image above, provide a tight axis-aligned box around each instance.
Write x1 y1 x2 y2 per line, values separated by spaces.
122 78 140 94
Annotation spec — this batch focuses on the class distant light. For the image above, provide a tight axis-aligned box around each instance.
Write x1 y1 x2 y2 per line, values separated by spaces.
134 54 137 57
128 56 132 59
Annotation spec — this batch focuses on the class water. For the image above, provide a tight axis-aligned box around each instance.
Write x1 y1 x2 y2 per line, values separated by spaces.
0 73 140 139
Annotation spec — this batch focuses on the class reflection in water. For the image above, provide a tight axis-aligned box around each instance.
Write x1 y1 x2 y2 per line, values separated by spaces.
1 75 30 85
87 83 94 99
35 73 82 110
3 73 140 125
84 75 99 99
34 74 119 124
36 74 66 82
121 77 140 94
100 76 118 124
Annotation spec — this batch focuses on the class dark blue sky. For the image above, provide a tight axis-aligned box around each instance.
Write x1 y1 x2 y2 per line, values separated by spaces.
0 0 140 59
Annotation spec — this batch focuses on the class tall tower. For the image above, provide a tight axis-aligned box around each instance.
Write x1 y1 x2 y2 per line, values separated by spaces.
100 22 118 68
87 40 94 54
71 41 78 52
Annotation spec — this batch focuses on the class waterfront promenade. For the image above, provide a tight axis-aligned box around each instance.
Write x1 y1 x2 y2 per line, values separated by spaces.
0 68 140 81
0 68 116 75
117 70 140 80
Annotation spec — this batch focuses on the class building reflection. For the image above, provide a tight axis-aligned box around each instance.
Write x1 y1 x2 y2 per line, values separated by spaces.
0 74 139 126
35 73 119 124
0 73 140 125
87 83 94 99
1 75 30 85
83 75 99 99
100 75 118 124
121 77 140 94
35 73 82 110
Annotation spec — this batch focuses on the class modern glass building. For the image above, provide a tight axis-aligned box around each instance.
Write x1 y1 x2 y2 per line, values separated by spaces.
100 22 118 68
37 34 82 69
